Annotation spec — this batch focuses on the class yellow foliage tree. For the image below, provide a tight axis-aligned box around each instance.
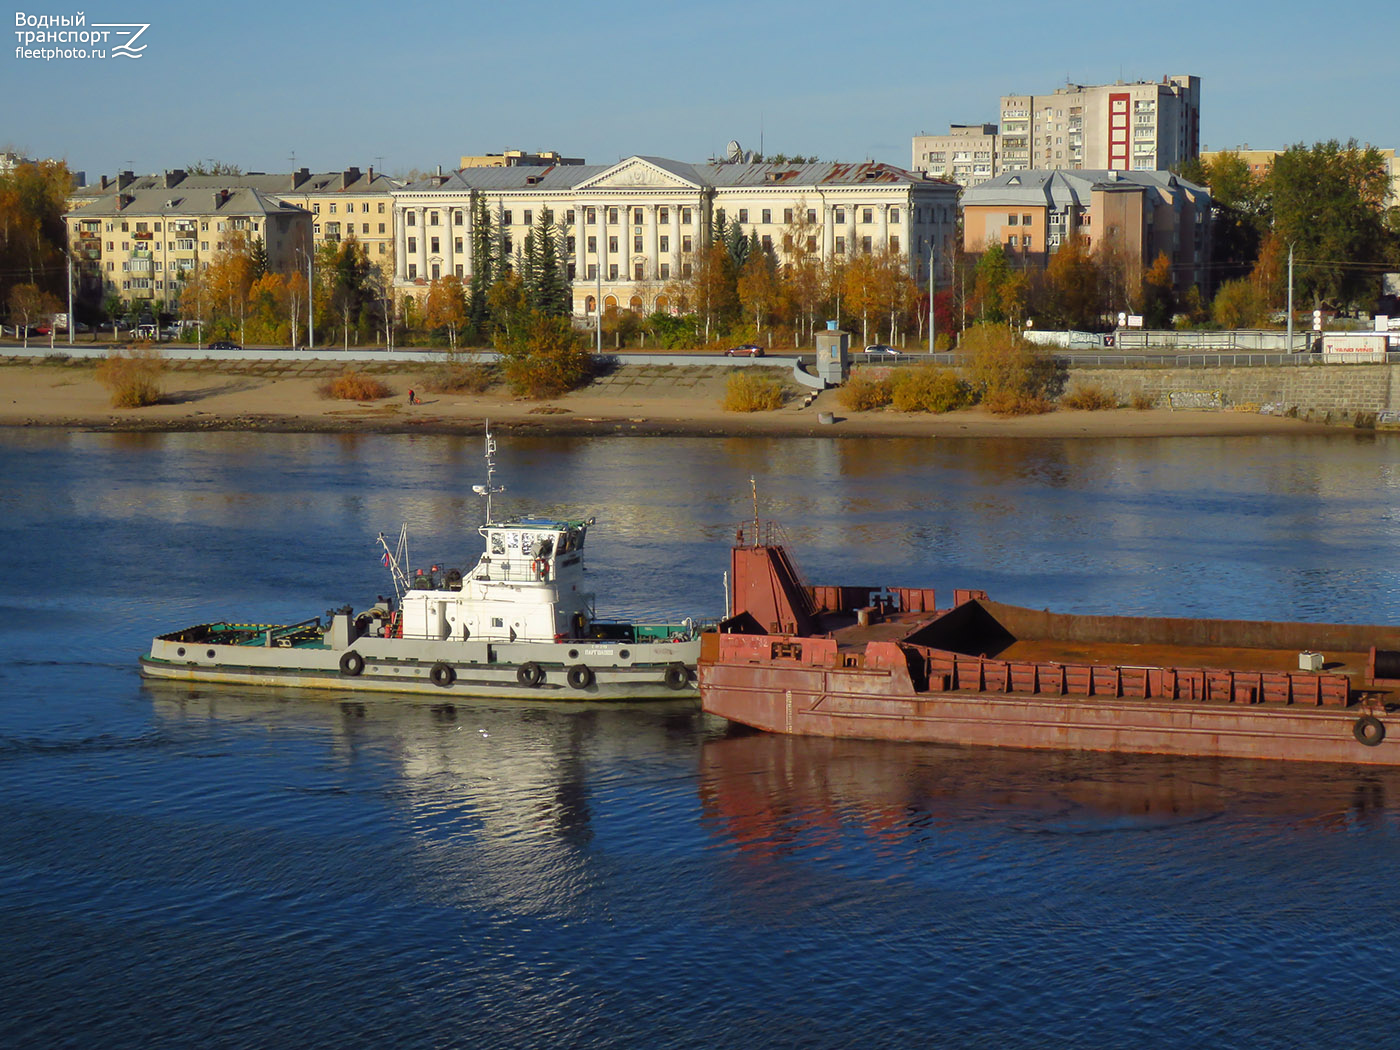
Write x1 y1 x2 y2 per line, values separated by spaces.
422 274 468 349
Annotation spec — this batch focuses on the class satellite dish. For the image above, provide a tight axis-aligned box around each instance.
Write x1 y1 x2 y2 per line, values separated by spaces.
726 140 743 162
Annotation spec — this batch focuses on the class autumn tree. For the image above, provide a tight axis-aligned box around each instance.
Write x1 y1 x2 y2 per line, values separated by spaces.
689 241 738 342
1211 278 1270 328
736 249 780 333
842 253 881 343
1094 232 1141 323
0 159 72 310
1140 252 1176 329
247 271 290 344
494 311 592 398
1039 238 1101 329
201 232 255 342
8 282 60 348
970 242 1023 324
319 238 377 348
486 267 528 339
422 274 468 349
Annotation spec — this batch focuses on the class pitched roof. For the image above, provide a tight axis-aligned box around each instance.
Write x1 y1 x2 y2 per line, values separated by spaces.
396 156 954 194
962 169 1207 207
65 186 308 218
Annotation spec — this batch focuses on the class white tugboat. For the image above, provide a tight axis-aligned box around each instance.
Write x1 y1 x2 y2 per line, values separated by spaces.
140 429 702 699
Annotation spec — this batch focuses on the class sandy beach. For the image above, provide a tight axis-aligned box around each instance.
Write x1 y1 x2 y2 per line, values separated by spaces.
0 357 1334 439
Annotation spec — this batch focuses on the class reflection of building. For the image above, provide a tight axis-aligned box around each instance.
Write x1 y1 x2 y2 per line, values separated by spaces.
64 188 312 305
961 169 1212 290
392 155 960 317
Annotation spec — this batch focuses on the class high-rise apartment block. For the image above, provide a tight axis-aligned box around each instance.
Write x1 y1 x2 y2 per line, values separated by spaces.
910 125 999 188
914 75 1200 187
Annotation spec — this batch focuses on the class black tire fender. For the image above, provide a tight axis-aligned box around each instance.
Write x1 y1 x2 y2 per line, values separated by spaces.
1354 715 1386 747
664 663 690 690
430 662 456 688
517 661 544 687
566 664 594 690
339 650 365 677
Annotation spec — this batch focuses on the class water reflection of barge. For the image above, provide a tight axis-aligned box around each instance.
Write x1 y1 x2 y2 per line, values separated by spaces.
699 523 1400 764
699 731 1400 849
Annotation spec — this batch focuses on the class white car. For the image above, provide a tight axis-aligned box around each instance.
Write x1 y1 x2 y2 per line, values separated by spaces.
863 344 901 358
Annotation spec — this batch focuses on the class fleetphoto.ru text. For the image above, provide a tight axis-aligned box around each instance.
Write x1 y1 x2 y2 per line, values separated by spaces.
14 10 148 60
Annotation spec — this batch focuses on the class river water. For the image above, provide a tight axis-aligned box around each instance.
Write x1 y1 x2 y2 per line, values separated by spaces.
4 429 1400 1049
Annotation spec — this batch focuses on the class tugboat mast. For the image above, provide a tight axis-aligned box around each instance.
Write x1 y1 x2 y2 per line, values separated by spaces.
471 423 506 523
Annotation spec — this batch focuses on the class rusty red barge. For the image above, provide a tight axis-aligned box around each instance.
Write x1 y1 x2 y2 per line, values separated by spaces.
698 523 1400 764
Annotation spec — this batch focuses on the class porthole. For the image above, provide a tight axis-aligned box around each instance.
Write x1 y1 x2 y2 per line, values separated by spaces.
569 648 580 659
619 649 630 660
177 647 186 657
206 649 216 659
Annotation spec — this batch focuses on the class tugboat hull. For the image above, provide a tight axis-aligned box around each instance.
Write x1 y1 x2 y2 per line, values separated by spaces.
142 625 699 701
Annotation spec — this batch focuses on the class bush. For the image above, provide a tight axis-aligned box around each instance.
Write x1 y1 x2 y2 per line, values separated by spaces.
961 323 1054 405
495 312 592 398
423 352 495 395
722 372 785 412
1059 384 1119 411
983 389 1054 416
96 347 164 407
319 370 393 401
836 373 892 412
1130 391 1156 410
890 366 970 413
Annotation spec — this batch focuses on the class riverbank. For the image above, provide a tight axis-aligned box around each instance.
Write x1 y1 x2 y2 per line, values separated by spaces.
0 357 1336 439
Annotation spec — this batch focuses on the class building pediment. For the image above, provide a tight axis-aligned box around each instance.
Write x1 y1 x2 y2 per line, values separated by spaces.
573 156 703 192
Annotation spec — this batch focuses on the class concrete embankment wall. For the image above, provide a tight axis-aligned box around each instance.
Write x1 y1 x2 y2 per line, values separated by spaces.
1058 364 1400 424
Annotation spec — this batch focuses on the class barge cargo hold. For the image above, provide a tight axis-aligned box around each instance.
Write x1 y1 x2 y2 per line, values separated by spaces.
698 523 1400 764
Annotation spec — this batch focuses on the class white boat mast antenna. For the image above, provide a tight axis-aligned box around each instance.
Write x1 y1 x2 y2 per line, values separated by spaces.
376 523 411 600
471 422 506 523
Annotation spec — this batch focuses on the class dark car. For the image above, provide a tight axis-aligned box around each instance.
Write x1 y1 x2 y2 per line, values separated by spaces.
208 340 242 351
863 344 901 358
724 343 765 357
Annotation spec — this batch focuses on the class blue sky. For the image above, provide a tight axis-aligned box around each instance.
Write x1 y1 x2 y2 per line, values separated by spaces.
5 0 1396 180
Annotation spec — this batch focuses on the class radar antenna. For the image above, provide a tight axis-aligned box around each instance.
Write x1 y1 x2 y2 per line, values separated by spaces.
470 422 506 522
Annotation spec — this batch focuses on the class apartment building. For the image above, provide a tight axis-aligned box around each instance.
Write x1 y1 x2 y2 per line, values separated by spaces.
913 75 1201 186
961 169 1212 291
69 166 398 266
65 187 311 305
393 155 960 316
911 125 999 188
1002 76 1200 173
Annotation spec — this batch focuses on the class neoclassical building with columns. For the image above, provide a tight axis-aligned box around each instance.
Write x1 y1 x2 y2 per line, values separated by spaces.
392 156 960 316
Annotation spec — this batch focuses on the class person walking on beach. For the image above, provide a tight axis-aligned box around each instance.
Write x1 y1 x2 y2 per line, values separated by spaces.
407 388 417 406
